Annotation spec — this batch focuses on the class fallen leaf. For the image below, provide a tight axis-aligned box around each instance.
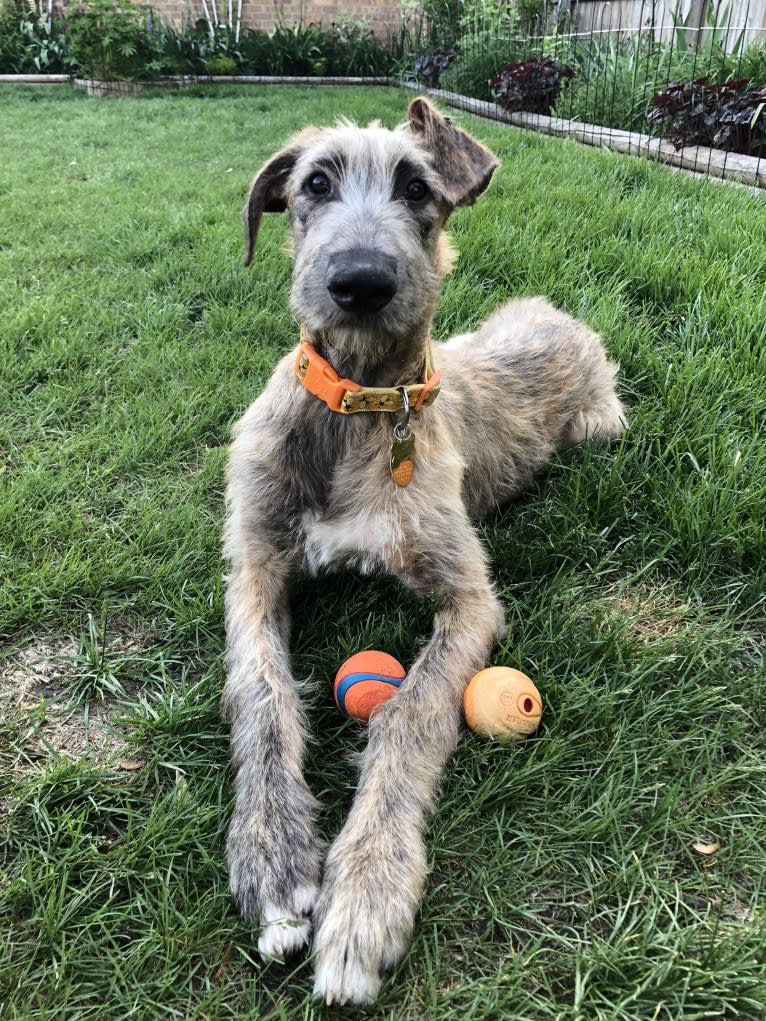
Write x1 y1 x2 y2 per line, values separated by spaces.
692 840 720 855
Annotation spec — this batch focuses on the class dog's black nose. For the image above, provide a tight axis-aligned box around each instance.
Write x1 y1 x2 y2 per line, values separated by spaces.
327 250 398 314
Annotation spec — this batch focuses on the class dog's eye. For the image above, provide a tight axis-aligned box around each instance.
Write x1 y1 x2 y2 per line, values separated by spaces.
404 179 429 202
306 172 331 196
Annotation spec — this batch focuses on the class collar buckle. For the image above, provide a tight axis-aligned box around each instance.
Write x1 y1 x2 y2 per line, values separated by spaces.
295 343 361 413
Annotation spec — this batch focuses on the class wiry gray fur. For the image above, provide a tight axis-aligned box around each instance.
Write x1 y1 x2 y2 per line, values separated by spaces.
222 97 626 1005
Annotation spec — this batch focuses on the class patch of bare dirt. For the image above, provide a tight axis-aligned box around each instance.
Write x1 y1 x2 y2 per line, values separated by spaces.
597 581 699 644
0 628 149 767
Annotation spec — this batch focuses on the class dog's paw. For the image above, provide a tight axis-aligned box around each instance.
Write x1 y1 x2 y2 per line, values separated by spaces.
311 890 391 1006
312 946 383 1006
312 893 411 1005
258 884 317 960
226 782 322 943
227 817 320 962
310 829 423 1005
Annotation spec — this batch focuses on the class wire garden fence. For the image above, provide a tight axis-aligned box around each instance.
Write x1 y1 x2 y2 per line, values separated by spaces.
401 0 766 185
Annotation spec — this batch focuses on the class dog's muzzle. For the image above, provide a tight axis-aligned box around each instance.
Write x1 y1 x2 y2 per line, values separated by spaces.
326 249 398 315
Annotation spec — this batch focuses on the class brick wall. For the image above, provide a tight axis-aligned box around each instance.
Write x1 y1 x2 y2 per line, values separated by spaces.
155 0 405 36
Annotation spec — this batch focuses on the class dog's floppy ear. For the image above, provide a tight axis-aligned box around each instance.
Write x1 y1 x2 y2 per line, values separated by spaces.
408 97 499 209
242 128 320 267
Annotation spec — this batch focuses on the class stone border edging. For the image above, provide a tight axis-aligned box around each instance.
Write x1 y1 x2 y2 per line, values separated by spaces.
188 75 391 85
0 74 69 83
0 73 390 88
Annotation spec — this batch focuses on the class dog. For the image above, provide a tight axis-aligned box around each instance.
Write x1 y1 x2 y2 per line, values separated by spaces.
221 97 625 1005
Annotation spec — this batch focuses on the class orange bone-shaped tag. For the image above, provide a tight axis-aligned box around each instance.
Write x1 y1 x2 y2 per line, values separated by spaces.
391 459 414 487
391 429 415 488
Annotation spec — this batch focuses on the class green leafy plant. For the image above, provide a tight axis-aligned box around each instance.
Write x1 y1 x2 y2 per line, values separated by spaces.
203 53 236 75
0 0 68 73
397 0 766 136
734 42 766 83
264 21 325 75
439 28 526 99
314 17 390 76
65 614 127 703
0 0 33 71
237 19 390 77
396 0 461 55
66 0 167 80
162 17 242 76
516 0 547 36
553 33 672 132
552 1 766 133
457 0 520 35
397 0 524 89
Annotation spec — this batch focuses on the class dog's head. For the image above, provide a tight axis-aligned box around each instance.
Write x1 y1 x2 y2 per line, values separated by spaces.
242 98 499 352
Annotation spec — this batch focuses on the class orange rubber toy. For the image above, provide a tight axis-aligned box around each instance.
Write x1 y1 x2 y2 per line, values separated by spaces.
464 667 543 741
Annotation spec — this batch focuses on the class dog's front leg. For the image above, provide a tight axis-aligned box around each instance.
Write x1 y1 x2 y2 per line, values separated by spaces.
222 553 321 960
312 526 505 1005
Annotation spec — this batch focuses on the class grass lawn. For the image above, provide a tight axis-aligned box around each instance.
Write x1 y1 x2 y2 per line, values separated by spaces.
1 83 765 1020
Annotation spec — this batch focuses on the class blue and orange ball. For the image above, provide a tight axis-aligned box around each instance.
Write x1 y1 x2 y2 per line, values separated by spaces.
334 651 406 723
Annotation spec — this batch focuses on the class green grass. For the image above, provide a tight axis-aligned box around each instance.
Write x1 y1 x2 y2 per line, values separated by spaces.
1 83 765 1020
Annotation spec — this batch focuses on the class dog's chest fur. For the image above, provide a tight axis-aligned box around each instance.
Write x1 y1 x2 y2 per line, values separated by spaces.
297 432 411 575
301 506 402 575
268 391 409 574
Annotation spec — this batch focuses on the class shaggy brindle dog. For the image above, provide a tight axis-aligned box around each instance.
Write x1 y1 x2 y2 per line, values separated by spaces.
222 97 625 1004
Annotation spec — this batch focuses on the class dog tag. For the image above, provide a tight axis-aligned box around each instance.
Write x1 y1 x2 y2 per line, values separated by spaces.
390 426 415 487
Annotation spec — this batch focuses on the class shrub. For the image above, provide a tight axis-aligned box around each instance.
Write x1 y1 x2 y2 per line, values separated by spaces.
492 56 574 115
420 0 463 45
235 27 272 74
550 32 766 134
0 0 68 73
203 54 237 75
552 35 668 132
236 19 390 77
162 19 242 77
439 29 525 100
735 42 766 84
316 17 390 76
0 0 34 72
66 0 167 80
649 77 766 156
0 5 391 79
259 21 327 75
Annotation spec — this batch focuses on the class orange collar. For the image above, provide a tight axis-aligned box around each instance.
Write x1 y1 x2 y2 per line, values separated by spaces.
294 335 441 415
